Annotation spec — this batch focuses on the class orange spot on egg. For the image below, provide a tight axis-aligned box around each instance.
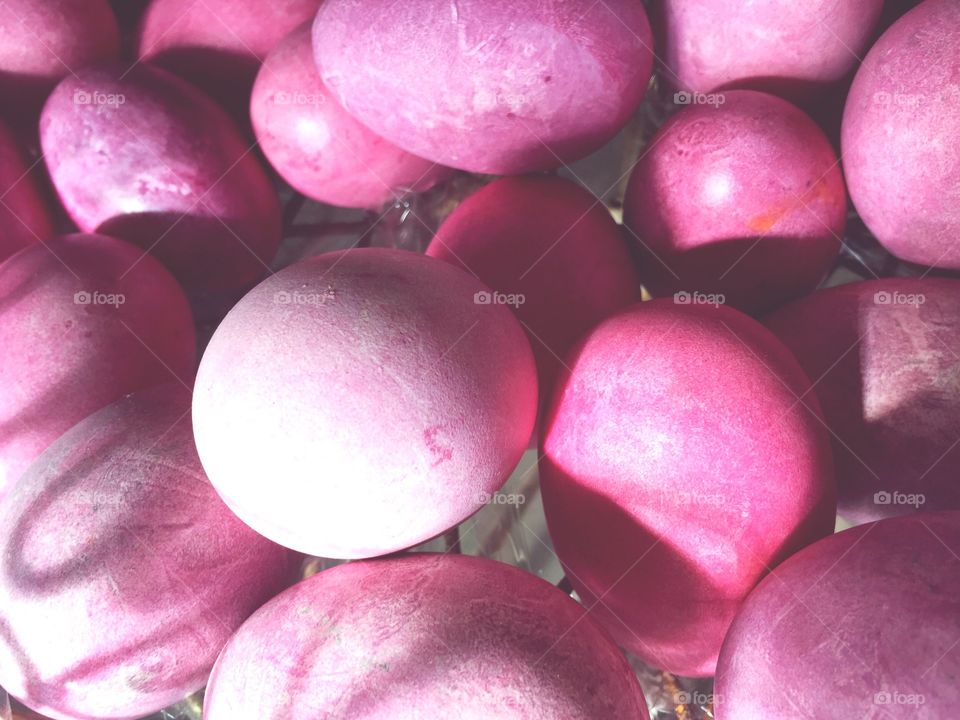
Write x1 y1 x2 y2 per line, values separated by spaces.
746 176 838 234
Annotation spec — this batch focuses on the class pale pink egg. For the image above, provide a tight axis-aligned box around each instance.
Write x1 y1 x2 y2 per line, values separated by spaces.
193 248 538 559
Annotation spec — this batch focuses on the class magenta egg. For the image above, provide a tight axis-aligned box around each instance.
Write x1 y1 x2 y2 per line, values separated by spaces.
658 0 883 99
193 248 538 559
204 554 649 720
40 63 282 300
623 90 845 313
0 234 196 501
427 175 641 395
252 24 450 210
765 278 960 525
540 299 836 676
0 0 120 125
715 511 960 718
0 119 53 262
137 0 323 119
0 386 296 720
842 0 960 269
312 0 654 174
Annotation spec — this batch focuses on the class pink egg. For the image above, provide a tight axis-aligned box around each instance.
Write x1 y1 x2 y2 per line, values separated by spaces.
540 300 836 677
204 554 649 719
715 512 960 719
427 175 641 395
842 0 960 269
193 248 538 559
0 386 296 720
40 64 282 300
251 24 450 210
623 90 845 313
765 278 960 525
137 0 323 119
312 0 654 174
0 234 196 500
0 119 53 262
658 0 883 99
0 0 120 126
